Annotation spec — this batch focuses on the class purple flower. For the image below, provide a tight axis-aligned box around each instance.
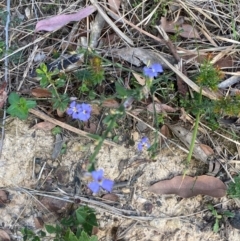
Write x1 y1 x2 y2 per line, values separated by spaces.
138 137 151 151
78 103 92 121
66 101 92 121
66 101 82 119
143 63 163 78
88 169 114 194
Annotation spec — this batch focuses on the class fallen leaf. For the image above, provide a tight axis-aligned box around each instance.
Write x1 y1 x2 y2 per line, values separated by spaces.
148 175 227 198
102 193 119 202
147 103 177 113
34 217 44 229
31 88 51 98
133 72 146 86
83 123 97 134
199 144 214 156
102 99 119 108
0 230 10 241
160 125 171 138
35 5 96 32
0 190 9 208
32 121 56 131
160 17 201 39
38 196 70 213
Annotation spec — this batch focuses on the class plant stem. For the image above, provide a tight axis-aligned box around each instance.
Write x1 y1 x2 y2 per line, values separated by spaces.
186 86 203 164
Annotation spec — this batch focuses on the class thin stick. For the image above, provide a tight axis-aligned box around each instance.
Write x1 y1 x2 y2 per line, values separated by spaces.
29 109 118 147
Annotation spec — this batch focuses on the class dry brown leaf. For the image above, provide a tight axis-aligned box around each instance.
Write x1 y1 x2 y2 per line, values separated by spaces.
199 144 214 156
160 125 171 138
0 229 10 241
102 99 119 108
102 193 119 202
39 196 70 213
32 121 56 131
0 190 9 207
31 88 52 97
160 17 200 39
148 175 227 198
34 217 44 229
147 103 177 113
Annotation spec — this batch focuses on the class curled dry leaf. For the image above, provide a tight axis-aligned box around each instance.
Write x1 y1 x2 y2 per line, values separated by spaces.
31 88 51 98
160 17 201 39
32 121 56 131
148 175 227 198
35 5 96 32
147 103 177 113
0 230 10 241
199 144 214 156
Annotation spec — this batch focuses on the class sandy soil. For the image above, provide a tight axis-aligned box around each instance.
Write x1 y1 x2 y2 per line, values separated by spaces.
0 118 240 240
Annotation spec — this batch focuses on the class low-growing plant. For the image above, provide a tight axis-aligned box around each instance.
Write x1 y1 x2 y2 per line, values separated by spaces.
36 63 69 111
7 92 36 120
21 206 98 241
207 204 234 233
227 174 240 198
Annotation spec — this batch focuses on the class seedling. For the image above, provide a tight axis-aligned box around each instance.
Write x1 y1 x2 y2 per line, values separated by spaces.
21 206 98 241
207 204 234 233
7 92 36 120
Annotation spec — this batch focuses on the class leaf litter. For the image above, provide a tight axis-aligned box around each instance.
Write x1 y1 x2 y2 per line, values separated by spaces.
1 0 240 240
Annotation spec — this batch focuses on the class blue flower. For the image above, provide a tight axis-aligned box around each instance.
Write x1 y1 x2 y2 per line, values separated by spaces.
138 137 151 151
143 63 163 78
88 169 114 194
66 101 82 119
78 103 92 121
66 102 92 121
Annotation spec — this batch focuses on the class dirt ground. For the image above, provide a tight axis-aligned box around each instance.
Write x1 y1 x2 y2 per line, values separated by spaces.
1 118 240 241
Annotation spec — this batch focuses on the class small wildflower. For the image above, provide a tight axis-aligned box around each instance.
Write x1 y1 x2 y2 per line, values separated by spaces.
143 63 163 78
66 101 92 121
78 103 92 121
88 169 114 194
138 137 151 151
66 101 82 119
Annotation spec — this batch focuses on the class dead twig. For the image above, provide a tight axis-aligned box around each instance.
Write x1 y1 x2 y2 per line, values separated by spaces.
29 109 118 147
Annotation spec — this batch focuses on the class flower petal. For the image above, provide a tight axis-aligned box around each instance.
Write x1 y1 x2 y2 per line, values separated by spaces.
88 181 100 193
151 63 163 73
137 142 143 151
101 179 114 192
91 169 104 181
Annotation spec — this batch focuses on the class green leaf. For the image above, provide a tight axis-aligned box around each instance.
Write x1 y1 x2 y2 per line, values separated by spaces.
64 228 78 241
213 219 219 233
25 100 37 109
45 224 57 234
89 236 98 241
78 231 91 241
8 92 20 105
76 207 87 224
